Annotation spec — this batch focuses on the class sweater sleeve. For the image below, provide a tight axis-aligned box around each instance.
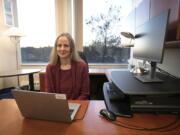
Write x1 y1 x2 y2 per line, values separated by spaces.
45 64 54 92
77 63 90 100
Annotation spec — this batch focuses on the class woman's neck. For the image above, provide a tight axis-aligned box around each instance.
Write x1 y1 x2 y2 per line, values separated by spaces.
60 58 71 70
61 58 71 65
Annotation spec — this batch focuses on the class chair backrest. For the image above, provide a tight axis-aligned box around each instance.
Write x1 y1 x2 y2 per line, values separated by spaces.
78 51 90 99
78 51 88 64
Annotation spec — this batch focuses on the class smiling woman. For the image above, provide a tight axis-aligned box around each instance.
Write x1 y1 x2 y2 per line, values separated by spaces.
45 33 90 100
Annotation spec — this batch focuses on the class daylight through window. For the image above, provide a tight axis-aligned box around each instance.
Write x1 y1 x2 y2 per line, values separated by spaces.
17 0 56 64
83 0 133 64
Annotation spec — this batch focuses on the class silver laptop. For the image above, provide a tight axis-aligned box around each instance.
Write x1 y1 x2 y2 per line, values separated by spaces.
12 89 80 123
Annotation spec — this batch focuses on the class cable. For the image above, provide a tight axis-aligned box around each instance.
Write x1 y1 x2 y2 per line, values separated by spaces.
118 115 180 131
100 115 180 131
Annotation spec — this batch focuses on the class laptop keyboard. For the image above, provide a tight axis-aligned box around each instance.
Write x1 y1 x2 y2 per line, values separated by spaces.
69 109 74 115
68 103 80 117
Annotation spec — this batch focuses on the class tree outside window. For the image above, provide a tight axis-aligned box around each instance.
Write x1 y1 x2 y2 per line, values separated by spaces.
83 0 132 64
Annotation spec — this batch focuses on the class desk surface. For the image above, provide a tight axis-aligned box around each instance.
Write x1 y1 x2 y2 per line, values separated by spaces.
40 68 127 75
0 99 180 135
40 68 107 75
0 69 42 77
110 70 180 95
0 69 42 90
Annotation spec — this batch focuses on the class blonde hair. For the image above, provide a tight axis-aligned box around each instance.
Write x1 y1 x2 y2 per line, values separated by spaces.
49 33 82 65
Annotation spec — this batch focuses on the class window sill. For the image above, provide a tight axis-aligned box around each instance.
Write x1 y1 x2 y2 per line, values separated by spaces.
21 63 128 70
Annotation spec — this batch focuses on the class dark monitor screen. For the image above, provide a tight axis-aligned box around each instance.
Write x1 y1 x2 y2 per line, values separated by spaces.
133 10 169 63
133 10 170 82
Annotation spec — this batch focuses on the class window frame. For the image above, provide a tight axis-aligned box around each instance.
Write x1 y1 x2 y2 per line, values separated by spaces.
20 0 131 69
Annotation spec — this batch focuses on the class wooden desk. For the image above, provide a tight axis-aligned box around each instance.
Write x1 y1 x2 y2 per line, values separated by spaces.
0 99 180 135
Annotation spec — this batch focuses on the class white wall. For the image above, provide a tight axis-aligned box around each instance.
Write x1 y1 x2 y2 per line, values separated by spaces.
0 0 17 89
158 48 180 78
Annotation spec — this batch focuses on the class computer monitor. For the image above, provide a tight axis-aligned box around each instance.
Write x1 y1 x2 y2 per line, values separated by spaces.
133 10 170 82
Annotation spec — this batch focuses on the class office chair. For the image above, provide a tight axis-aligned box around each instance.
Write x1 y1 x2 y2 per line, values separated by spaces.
78 51 90 100
78 51 88 64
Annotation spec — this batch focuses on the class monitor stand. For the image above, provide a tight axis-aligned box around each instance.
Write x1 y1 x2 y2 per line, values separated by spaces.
135 62 163 83
135 74 163 83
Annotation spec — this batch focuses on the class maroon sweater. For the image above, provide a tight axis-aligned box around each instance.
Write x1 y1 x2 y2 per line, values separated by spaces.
45 61 89 100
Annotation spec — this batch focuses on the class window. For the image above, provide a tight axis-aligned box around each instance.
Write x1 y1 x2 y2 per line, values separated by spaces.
83 0 133 64
17 0 56 64
3 0 15 26
17 0 133 65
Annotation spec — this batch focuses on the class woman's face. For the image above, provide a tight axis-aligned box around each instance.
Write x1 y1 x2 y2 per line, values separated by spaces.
56 36 71 59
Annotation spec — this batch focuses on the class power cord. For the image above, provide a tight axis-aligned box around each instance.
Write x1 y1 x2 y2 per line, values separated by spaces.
100 114 180 131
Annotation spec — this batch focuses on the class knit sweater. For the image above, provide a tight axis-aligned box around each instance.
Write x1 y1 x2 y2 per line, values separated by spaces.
45 61 89 100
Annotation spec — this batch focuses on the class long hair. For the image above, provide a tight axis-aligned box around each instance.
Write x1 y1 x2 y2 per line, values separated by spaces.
49 33 82 65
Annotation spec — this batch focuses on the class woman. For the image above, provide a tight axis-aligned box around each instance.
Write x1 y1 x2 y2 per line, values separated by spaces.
45 33 89 100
